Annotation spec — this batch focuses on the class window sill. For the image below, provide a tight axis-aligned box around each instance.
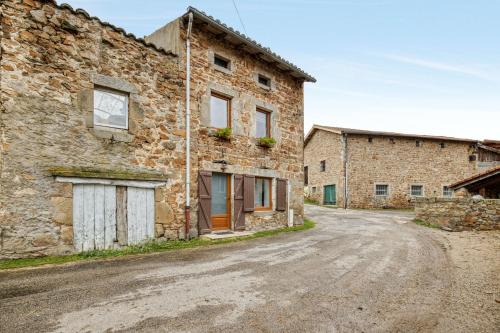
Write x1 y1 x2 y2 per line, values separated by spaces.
254 210 274 216
257 83 271 91
213 65 232 75
91 127 133 143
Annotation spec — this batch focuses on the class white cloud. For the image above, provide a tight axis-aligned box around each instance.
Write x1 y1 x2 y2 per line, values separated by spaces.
379 54 499 82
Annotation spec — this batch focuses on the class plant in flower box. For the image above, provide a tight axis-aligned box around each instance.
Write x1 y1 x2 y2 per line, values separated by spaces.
213 127 232 141
258 137 276 148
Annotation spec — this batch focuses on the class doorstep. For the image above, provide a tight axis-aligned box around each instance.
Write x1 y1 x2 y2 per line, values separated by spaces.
200 230 255 240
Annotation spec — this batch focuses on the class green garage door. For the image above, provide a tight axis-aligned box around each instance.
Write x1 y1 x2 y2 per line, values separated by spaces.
323 185 336 205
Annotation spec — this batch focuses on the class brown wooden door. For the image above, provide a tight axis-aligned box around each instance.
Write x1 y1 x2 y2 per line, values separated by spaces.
211 173 231 230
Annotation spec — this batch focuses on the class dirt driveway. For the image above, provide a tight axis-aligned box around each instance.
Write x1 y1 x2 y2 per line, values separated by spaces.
0 205 498 332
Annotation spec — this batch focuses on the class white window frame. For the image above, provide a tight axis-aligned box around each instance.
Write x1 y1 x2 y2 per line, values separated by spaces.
410 184 424 197
442 185 453 197
375 183 389 197
93 87 129 130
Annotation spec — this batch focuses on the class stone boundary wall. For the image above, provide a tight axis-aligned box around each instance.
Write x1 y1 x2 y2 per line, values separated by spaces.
415 198 500 231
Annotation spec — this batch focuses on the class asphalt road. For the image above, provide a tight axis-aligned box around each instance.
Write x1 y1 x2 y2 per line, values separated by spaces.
0 205 466 332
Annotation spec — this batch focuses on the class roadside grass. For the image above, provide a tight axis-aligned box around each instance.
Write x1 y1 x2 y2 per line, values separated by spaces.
0 219 315 271
304 199 338 209
304 198 319 205
413 219 440 229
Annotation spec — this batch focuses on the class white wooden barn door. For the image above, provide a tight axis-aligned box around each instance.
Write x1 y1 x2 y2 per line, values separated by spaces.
126 187 155 245
73 184 117 251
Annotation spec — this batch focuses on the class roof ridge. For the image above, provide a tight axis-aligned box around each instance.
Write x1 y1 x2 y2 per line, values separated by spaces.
310 124 478 142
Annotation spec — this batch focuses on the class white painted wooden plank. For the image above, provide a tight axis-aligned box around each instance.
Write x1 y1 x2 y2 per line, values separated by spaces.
146 189 155 239
73 185 84 252
82 185 95 251
137 188 147 243
127 187 138 245
55 177 167 188
94 185 105 250
104 186 117 248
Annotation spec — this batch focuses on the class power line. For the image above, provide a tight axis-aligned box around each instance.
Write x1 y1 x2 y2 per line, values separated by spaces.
232 0 248 36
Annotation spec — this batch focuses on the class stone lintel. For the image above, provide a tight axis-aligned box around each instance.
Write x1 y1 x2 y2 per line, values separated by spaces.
49 167 169 182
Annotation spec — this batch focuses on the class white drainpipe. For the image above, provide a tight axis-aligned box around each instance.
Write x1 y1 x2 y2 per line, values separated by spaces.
184 13 193 239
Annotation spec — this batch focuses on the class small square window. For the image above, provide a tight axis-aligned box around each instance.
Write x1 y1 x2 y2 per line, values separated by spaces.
375 184 388 196
93 88 128 129
256 108 271 138
416 140 421 147
255 177 272 210
440 142 446 148
258 74 271 88
368 137 373 143
312 187 317 193
320 160 326 172
214 54 230 69
443 186 453 197
210 93 231 128
411 185 423 197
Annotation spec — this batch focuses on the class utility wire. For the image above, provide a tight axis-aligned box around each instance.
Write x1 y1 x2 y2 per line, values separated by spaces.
232 0 248 36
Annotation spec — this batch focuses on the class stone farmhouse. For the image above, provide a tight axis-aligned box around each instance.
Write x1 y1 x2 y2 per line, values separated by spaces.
304 125 500 209
0 0 315 258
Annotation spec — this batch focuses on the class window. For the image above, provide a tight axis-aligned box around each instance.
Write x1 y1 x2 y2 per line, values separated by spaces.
255 177 272 210
312 187 317 193
440 142 446 148
258 74 271 88
93 88 128 129
256 108 271 138
443 186 453 197
416 140 421 147
375 184 388 196
304 166 309 185
411 185 424 197
210 93 231 128
320 160 326 172
368 137 373 143
213 54 230 69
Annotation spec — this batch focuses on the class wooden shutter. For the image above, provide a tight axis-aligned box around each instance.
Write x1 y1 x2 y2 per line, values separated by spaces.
276 179 287 211
198 171 212 234
243 174 255 212
234 174 245 230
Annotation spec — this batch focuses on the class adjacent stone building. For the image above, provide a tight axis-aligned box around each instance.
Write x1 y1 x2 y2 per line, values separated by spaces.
0 0 315 258
304 125 499 209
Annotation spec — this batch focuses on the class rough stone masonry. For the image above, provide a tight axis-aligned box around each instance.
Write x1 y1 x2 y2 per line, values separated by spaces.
0 1 313 258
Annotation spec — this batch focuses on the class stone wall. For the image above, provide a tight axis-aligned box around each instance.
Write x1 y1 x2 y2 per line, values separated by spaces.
183 22 305 233
304 130 480 209
0 1 307 258
346 134 478 208
304 130 344 207
0 0 185 258
415 198 500 231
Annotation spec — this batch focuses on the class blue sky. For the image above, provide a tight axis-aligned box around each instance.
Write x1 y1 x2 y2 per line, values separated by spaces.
63 0 500 140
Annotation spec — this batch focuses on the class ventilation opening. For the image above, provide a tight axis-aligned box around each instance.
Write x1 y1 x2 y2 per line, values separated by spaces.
258 74 271 87
214 54 230 69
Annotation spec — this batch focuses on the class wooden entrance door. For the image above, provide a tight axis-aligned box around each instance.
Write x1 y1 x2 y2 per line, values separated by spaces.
211 173 231 230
